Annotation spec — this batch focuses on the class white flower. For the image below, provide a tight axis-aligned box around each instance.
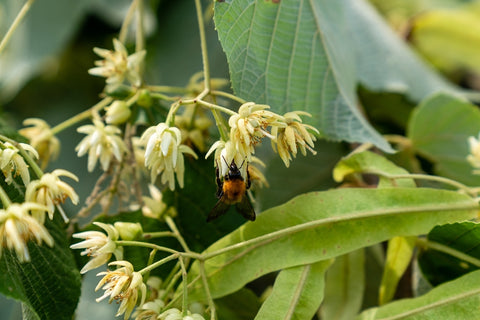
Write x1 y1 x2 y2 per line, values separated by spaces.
0 142 38 185
205 140 247 180
76 119 127 172
467 134 480 173
140 123 197 190
19 118 60 169
228 102 283 160
271 111 319 167
141 184 167 219
96 261 147 320
70 222 122 274
88 38 146 88
0 203 53 262
25 169 79 223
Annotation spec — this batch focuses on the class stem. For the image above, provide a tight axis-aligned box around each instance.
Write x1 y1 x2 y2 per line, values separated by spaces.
199 261 216 320
210 90 246 104
51 97 113 135
135 0 145 53
143 249 157 282
166 216 190 253
116 240 178 255
211 109 229 142
142 231 175 239
146 85 189 94
139 253 179 275
126 90 141 107
161 264 182 298
0 0 36 55
179 257 189 317
196 99 236 116
383 173 474 196
116 240 201 259
194 0 211 90
119 0 140 43
150 92 180 102
417 238 480 267
0 184 12 208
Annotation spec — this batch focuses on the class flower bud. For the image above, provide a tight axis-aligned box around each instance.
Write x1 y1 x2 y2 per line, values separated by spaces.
114 222 143 240
105 101 131 125
137 89 153 108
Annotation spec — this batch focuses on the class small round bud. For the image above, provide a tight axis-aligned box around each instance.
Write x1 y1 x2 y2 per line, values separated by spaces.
137 89 153 108
114 222 143 240
105 101 131 125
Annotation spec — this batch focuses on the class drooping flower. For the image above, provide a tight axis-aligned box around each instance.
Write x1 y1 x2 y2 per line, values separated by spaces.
70 222 122 274
271 111 319 167
0 142 38 185
76 119 127 172
88 38 146 89
19 118 60 169
0 202 53 262
228 102 283 160
96 261 147 320
25 169 79 223
141 184 167 219
205 139 247 180
140 123 197 190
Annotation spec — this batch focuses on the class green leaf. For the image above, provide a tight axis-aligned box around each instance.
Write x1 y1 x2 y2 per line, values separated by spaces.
186 187 477 301
356 269 480 320
407 92 480 186
419 222 480 286
0 216 81 320
379 236 416 305
320 250 365 320
255 260 331 320
214 0 392 152
333 150 415 188
409 4 480 74
348 0 458 101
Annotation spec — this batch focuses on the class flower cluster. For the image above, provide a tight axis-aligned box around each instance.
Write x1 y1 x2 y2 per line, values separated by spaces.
0 141 38 185
88 38 146 90
0 203 54 262
207 102 319 181
0 136 79 262
70 222 123 274
141 123 197 190
26 169 79 223
76 118 127 172
96 261 147 320
19 118 60 169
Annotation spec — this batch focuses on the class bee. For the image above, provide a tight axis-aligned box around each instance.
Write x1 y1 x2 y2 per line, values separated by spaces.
206 158 256 222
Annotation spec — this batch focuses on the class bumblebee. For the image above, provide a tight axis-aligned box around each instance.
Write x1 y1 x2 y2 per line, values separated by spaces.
206 159 256 222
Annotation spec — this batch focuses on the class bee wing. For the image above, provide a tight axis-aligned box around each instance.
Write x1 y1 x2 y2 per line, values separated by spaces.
207 198 231 222
235 193 256 221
